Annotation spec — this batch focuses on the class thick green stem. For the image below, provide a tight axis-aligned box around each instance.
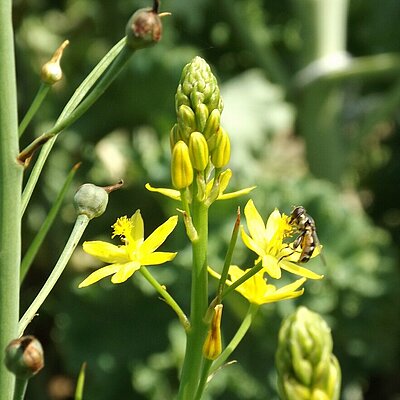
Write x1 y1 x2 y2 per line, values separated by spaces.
18 214 90 336
294 0 349 184
0 0 23 396
177 199 209 399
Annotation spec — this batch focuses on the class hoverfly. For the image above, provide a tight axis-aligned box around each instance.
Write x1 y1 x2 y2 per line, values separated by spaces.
287 206 324 264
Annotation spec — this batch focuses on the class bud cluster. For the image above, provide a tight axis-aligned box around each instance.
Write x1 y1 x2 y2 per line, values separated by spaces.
170 57 231 192
276 307 341 400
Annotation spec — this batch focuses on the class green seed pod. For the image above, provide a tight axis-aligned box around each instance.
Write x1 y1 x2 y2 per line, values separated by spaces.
171 140 194 189
203 109 221 140
5 336 44 379
125 7 162 50
210 127 231 168
276 307 341 400
41 40 69 85
189 132 209 171
74 183 109 220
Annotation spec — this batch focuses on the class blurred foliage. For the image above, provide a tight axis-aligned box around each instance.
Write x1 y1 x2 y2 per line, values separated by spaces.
16 0 400 399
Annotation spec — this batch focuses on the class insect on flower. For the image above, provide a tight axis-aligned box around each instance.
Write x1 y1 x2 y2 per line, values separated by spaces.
287 206 325 264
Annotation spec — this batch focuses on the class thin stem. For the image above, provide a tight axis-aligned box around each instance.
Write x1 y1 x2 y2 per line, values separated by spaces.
139 267 190 331
21 36 126 216
18 83 51 137
222 262 263 299
0 0 23 396
194 358 213 400
13 377 28 400
210 303 259 374
18 214 90 336
216 208 240 300
20 163 80 284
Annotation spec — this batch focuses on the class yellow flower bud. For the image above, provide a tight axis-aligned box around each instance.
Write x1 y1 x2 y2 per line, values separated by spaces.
210 127 231 168
195 103 209 132
203 109 221 140
177 105 197 142
189 132 209 171
203 304 223 360
171 141 194 189
41 40 69 85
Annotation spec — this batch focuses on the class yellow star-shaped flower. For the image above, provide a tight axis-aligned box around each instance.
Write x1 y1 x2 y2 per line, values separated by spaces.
145 169 255 201
209 265 306 305
241 200 323 280
79 210 178 287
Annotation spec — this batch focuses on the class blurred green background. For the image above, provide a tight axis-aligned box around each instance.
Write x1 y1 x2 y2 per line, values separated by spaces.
16 0 400 399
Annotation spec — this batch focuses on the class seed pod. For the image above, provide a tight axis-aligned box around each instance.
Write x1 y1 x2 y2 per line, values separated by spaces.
41 40 69 85
74 183 109 219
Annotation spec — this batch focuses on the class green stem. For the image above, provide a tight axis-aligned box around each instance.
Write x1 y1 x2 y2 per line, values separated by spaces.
210 303 259 374
0 0 23 396
139 267 190 331
177 198 209 399
18 83 51 138
13 377 28 400
18 214 90 336
20 163 80 284
222 262 263 299
194 358 213 400
21 37 126 216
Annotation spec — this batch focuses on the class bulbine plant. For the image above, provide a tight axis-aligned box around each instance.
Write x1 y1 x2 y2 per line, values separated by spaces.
0 1 339 399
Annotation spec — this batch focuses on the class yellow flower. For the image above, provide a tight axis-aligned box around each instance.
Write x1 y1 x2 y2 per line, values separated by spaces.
79 210 178 287
208 266 306 305
241 200 323 280
145 169 255 201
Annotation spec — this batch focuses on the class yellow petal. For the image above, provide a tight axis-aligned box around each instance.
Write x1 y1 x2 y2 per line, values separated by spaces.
218 169 232 193
244 200 267 245
111 262 141 284
83 241 129 263
78 264 120 288
280 259 324 280
275 277 307 294
218 186 257 200
240 227 265 256
145 183 181 201
140 251 177 265
140 216 178 255
264 209 283 243
262 254 282 279
129 210 144 244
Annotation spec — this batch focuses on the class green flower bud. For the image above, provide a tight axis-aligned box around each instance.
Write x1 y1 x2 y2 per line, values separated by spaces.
74 183 109 219
41 40 69 85
189 132 209 171
195 103 209 132
276 307 341 400
175 57 223 115
203 109 221 140
5 336 44 379
171 141 194 189
125 7 162 50
170 123 180 149
210 127 231 168
177 105 197 142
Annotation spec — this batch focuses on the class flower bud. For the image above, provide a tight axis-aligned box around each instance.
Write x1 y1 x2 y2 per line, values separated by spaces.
195 103 209 132
5 336 44 379
171 141 194 189
74 183 109 219
41 40 69 85
276 306 341 400
175 57 223 115
189 132 209 171
170 123 180 149
177 105 197 142
210 127 231 168
203 304 223 360
203 109 221 140
125 7 162 50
